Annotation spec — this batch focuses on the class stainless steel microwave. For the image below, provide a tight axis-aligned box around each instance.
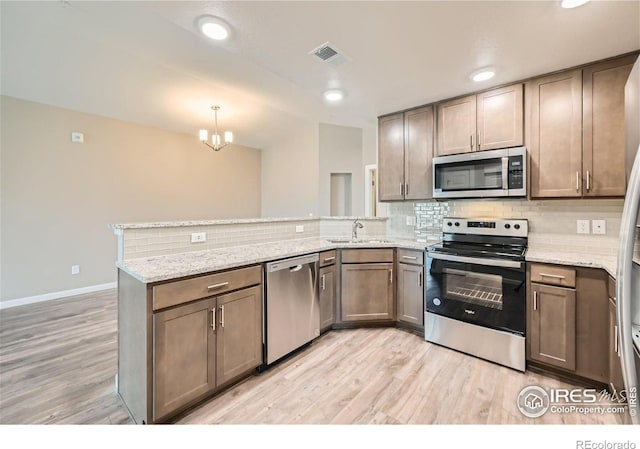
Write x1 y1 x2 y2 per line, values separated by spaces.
432 147 527 199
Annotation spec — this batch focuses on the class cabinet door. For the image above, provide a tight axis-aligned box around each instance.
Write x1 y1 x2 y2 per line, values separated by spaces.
378 113 405 201
477 84 523 151
527 69 583 198
404 106 434 200
319 265 336 331
609 299 625 395
341 263 394 322
396 263 424 326
436 94 476 156
574 267 609 383
529 283 576 371
153 297 216 421
583 56 636 197
216 286 263 386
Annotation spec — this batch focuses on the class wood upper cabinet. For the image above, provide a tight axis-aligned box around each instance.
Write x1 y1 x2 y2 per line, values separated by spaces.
477 84 524 151
341 262 395 322
319 264 336 331
396 260 424 327
583 55 636 197
215 286 262 387
153 297 216 421
404 106 434 199
435 84 523 156
378 106 434 201
378 113 405 201
436 95 476 156
527 69 583 198
528 282 577 371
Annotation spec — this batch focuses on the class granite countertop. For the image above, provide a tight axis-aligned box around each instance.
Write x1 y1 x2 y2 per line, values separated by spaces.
110 216 388 230
525 245 617 279
118 238 432 283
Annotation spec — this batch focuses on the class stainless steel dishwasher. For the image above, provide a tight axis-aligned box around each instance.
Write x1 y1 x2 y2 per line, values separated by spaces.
265 253 319 365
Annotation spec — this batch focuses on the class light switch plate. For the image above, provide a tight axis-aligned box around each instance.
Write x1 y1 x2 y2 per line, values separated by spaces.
577 220 590 234
295 225 304 233
191 232 206 243
71 132 84 143
592 220 606 235
71 265 80 275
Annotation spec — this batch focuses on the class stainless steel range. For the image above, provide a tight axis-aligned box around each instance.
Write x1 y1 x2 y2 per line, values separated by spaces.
424 217 528 371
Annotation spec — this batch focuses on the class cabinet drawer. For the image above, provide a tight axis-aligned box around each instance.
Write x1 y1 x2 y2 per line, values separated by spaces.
319 250 337 267
397 248 424 266
342 249 394 263
530 263 576 288
153 265 261 311
608 276 616 302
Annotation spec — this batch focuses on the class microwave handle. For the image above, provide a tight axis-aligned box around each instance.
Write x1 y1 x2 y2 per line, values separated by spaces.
502 157 509 190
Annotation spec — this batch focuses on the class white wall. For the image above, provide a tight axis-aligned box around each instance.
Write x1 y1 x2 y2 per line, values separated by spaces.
1 96 262 302
319 123 364 217
362 125 377 166
261 122 320 217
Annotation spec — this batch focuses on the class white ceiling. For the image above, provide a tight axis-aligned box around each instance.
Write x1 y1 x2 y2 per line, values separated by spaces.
2 1 639 150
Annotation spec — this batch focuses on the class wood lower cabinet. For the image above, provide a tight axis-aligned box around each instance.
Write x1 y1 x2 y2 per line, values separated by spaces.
583 55 636 197
341 259 395 322
215 286 262 386
319 264 336 332
396 250 424 327
153 298 216 421
528 282 577 371
118 265 263 424
527 263 611 384
527 69 583 198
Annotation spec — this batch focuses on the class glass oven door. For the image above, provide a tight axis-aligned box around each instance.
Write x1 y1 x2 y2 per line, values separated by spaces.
425 253 526 335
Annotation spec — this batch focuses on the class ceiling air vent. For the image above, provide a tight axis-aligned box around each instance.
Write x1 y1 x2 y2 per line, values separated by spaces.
312 43 338 61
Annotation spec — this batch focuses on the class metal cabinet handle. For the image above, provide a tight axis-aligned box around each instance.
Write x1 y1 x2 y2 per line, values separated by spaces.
464 309 475 315
586 170 591 191
389 268 393 284
477 131 481 149
539 273 565 280
323 257 335 263
208 282 229 290
576 171 580 191
470 134 474 151
220 305 225 328
533 290 538 311
402 255 418 260
211 308 216 330
400 183 404 196
418 271 423 287
321 274 326 291
405 183 409 196
614 325 619 354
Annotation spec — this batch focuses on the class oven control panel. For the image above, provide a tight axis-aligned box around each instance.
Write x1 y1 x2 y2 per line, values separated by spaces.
442 218 528 237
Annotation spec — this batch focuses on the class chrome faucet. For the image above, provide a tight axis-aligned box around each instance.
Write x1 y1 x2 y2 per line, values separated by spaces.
352 219 364 240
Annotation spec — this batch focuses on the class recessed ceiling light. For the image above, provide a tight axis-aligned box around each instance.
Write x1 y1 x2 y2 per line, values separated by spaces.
470 68 496 82
324 89 345 102
561 0 590 9
198 16 231 41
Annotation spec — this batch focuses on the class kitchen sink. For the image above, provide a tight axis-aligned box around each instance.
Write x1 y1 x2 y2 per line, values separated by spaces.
327 239 392 244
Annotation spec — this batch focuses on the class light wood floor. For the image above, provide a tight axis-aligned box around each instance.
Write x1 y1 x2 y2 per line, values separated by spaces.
0 290 629 424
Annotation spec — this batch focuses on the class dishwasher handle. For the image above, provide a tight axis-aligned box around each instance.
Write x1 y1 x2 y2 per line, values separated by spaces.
266 253 319 272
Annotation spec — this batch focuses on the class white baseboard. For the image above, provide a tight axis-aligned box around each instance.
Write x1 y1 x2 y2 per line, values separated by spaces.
0 282 117 310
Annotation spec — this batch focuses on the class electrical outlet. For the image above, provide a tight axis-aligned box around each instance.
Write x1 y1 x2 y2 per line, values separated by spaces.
592 220 606 235
71 132 84 143
577 220 590 234
71 265 80 275
295 225 304 233
191 232 206 243
406 216 416 226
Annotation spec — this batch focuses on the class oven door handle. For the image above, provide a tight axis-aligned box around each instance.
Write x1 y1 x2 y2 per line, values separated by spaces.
427 252 522 269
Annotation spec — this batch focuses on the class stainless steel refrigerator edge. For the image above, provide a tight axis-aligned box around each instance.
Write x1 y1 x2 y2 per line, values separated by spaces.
265 253 320 365
617 54 640 423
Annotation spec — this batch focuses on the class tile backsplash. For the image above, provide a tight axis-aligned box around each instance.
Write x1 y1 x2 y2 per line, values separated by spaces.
389 198 624 254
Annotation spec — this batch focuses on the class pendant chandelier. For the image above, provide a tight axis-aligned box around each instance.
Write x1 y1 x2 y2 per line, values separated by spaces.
199 105 233 151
